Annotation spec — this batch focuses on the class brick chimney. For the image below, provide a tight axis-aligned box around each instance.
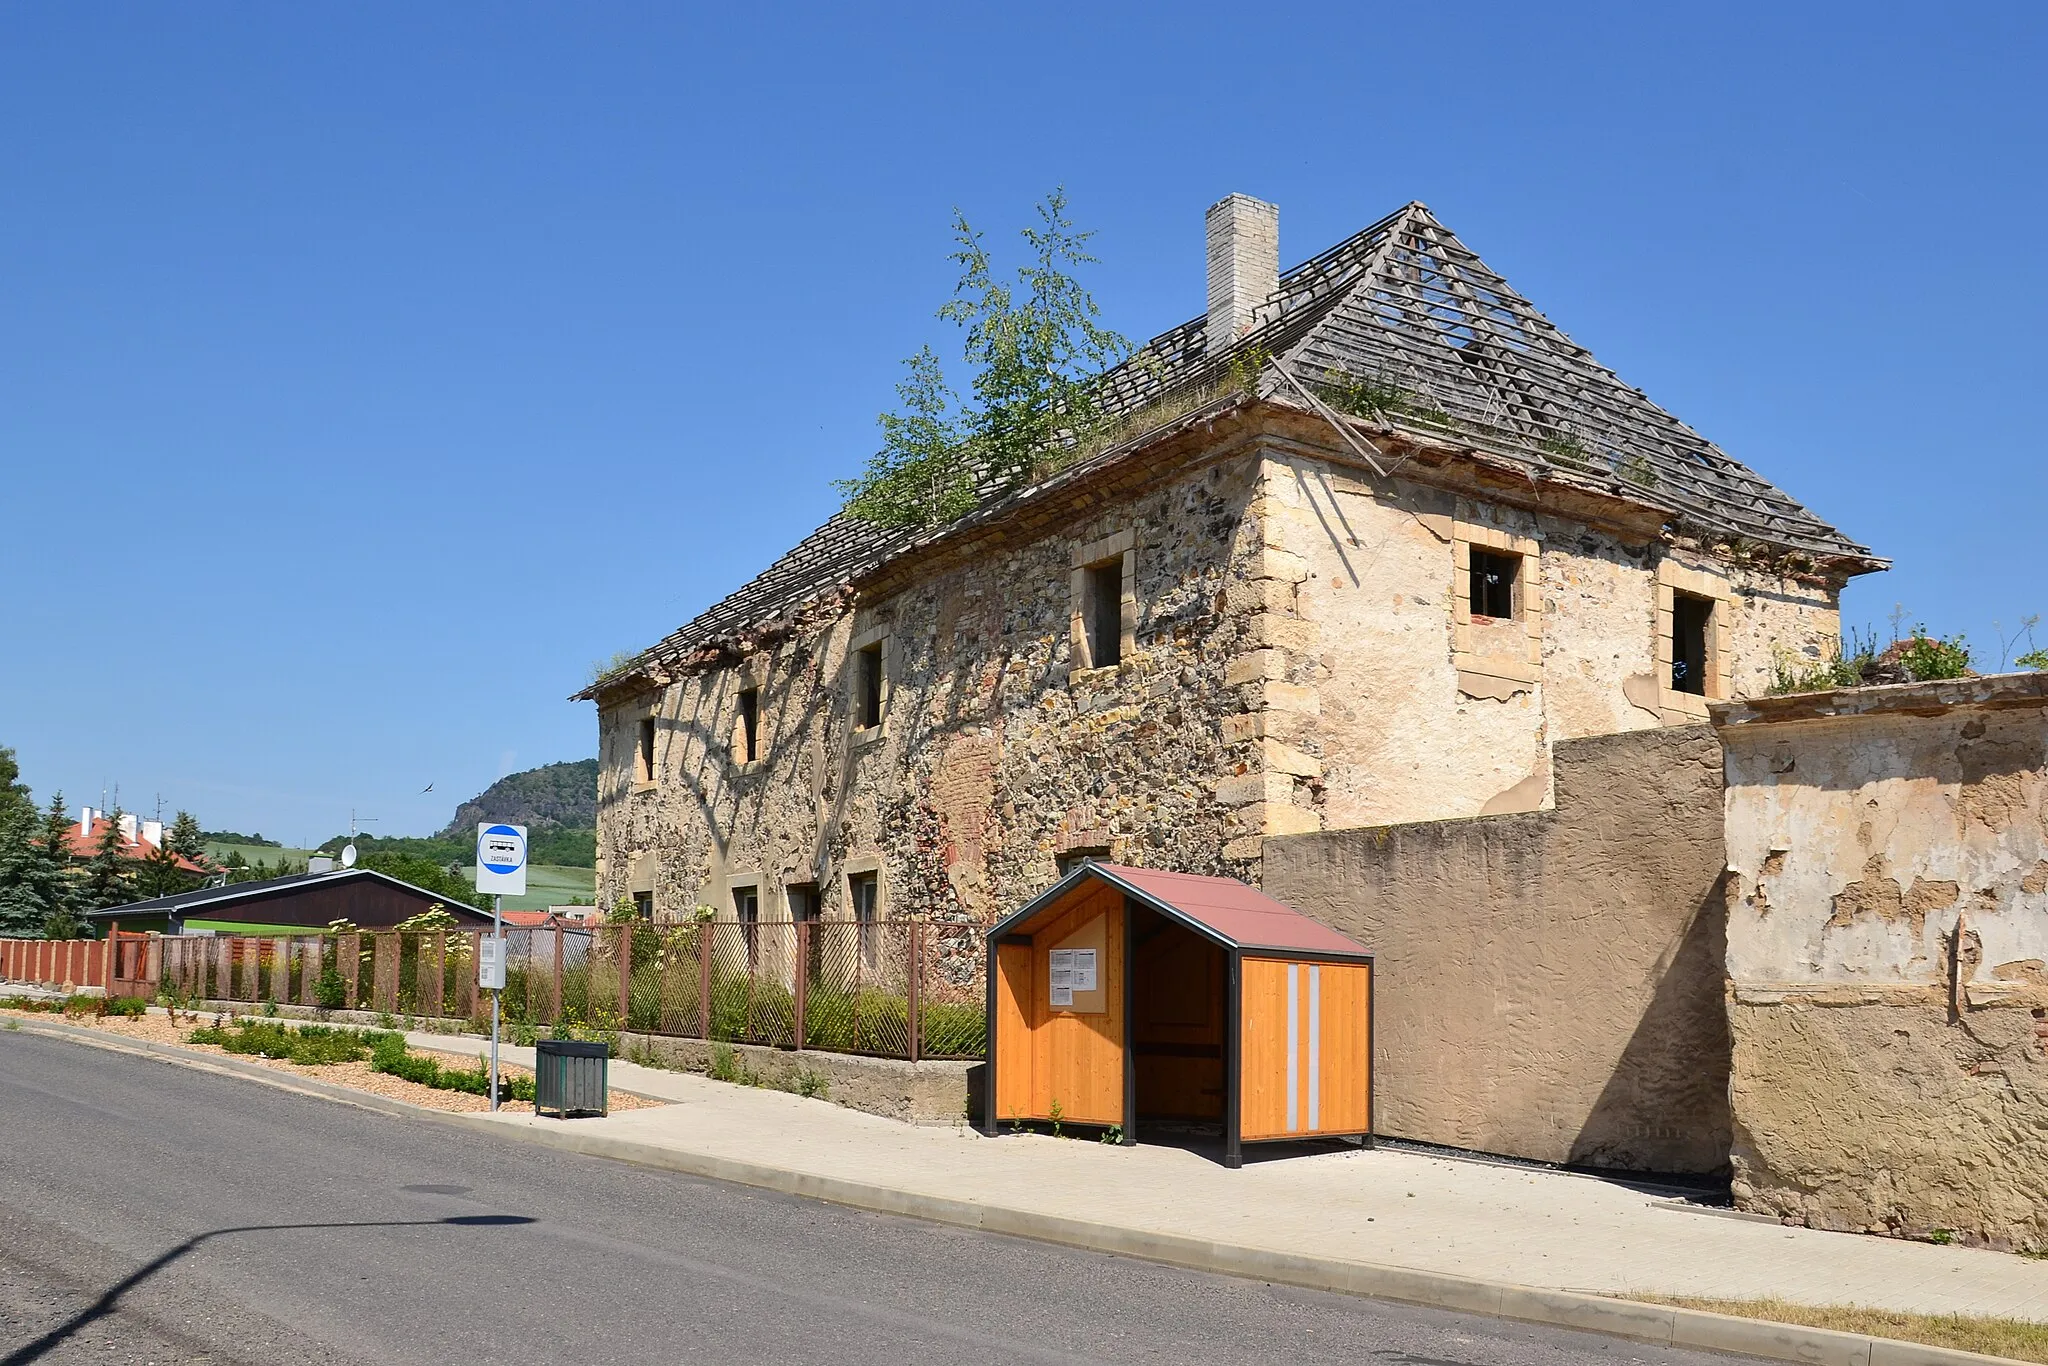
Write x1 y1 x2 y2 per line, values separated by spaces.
1205 193 1279 356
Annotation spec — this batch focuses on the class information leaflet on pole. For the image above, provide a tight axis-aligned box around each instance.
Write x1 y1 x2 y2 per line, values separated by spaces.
1048 948 1097 1007
475 823 527 896
477 935 506 991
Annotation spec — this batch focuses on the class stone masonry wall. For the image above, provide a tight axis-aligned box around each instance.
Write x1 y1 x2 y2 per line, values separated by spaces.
596 453 1274 982
1716 677 2048 1251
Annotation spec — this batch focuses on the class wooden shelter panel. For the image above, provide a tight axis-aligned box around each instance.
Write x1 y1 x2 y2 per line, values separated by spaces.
994 941 1036 1120
1240 958 1293 1139
993 881 1126 1126
1316 963 1373 1135
1241 957 1371 1141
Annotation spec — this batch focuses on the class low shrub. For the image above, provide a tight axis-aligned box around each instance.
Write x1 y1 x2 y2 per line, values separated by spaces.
185 1018 397 1065
315 968 346 1010
102 996 149 1018
920 1000 987 1058
368 1034 536 1102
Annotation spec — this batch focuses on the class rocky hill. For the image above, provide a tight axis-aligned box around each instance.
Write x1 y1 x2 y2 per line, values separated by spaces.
437 759 597 839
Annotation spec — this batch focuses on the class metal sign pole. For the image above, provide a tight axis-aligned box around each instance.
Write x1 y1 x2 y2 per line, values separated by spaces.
474 822 525 1116
491 894 502 1112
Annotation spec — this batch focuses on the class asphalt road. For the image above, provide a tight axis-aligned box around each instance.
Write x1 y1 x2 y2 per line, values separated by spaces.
0 1030 1757 1366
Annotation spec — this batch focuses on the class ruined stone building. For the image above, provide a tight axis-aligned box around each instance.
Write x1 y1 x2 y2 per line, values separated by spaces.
581 195 1881 951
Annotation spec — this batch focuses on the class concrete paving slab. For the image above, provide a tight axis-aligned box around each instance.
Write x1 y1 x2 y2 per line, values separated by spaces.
408 1032 2048 1323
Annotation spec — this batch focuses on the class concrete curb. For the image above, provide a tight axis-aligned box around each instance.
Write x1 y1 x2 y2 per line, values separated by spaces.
6 1018 2026 1366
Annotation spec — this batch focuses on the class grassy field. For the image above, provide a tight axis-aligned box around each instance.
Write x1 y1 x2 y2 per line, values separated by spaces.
459 863 595 912
203 841 317 867
1632 1294 2048 1363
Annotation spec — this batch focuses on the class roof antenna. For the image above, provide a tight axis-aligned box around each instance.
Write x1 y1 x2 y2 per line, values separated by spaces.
343 809 377 870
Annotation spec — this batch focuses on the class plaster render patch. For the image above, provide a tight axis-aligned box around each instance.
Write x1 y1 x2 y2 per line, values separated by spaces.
1479 765 1549 816
1824 856 1960 940
1621 673 1663 720
1456 670 1531 702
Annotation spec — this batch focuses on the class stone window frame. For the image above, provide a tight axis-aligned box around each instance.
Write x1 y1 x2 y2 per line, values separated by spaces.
781 871 823 922
1070 530 1136 677
847 623 892 749
617 699 661 795
1451 522 1543 699
840 855 885 970
1656 559 1733 721
730 655 771 775
726 870 764 966
626 850 658 900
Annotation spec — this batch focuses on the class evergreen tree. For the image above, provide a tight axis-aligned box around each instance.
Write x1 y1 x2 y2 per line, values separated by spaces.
0 792 81 935
136 841 196 899
41 906 85 941
78 805 137 913
168 809 208 862
0 800 46 936
0 745 30 822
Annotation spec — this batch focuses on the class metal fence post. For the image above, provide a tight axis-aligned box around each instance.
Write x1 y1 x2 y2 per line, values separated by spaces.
552 925 565 1024
698 924 711 1038
910 922 924 1064
341 933 360 1009
794 920 808 1050
617 922 632 1029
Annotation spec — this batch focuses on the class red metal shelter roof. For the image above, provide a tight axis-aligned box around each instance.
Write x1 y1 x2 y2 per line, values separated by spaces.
994 862 1371 960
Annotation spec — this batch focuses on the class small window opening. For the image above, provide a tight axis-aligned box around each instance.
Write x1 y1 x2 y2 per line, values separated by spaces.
1671 592 1713 696
1469 549 1519 620
1083 560 1123 668
854 644 883 729
788 881 821 978
786 882 820 921
848 870 879 967
636 718 656 784
631 891 652 919
1056 847 1110 877
734 885 760 963
737 687 760 763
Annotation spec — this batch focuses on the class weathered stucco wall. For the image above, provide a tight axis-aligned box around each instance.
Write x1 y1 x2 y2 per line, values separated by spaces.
592 417 1846 1018
1260 724 1732 1174
1716 676 2048 1250
1272 450 1840 830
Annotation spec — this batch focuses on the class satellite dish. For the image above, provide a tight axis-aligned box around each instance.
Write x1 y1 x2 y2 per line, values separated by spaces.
340 843 357 869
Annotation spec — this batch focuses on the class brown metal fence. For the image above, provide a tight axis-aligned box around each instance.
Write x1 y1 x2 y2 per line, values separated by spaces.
136 920 985 1061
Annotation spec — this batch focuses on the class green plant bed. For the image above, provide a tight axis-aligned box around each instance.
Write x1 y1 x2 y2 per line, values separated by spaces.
369 1034 535 1101
186 1018 400 1065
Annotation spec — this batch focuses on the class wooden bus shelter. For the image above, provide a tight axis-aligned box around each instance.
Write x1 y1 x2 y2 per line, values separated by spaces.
983 862 1373 1167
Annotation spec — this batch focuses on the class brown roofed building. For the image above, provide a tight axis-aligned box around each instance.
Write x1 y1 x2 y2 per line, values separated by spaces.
581 195 1879 966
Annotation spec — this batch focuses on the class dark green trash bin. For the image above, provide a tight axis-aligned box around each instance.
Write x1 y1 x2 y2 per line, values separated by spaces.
534 1038 609 1118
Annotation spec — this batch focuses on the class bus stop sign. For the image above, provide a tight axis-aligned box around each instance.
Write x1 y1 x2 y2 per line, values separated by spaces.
475 823 527 896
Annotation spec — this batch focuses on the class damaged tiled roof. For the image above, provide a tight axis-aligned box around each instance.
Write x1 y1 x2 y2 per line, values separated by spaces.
580 202 1875 700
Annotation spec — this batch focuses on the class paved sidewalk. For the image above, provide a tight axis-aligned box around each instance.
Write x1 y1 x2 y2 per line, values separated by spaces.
402 1031 2048 1322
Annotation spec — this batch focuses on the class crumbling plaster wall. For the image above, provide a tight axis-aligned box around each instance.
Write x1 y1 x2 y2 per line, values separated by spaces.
1269 450 1840 830
1260 724 1732 1173
1717 679 2048 1250
596 453 1277 979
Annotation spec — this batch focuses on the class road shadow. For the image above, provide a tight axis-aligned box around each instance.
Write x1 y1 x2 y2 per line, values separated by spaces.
2 1213 537 1366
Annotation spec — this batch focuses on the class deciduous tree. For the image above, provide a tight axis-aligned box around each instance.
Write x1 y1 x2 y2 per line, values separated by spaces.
837 190 1127 528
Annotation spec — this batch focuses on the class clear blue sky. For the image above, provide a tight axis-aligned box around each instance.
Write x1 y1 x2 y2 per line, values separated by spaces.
3 4 2043 843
